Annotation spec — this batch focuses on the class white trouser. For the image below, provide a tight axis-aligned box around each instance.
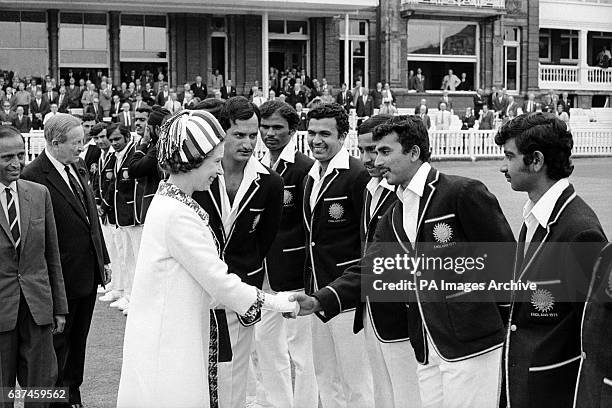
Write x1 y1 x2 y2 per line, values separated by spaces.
252 289 318 408
311 310 374 408
107 224 128 292
116 225 143 299
363 309 422 408
416 337 502 408
218 313 255 408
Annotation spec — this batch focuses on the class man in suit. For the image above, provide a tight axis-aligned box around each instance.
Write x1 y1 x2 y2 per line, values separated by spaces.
0 101 15 125
43 104 60 127
57 87 70 114
356 88 374 120
221 79 237 100
441 69 461 91
254 100 317 408
287 79 307 109
456 72 472 91
11 106 31 134
574 243 612 407
496 113 607 408
192 97 283 408
191 75 208 100
335 83 353 113
478 104 495 130
152 73 166 96
559 91 572 116
473 88 486 116
296 115 514 407
491 87 508 115
65 78 81 109
522 92 537 114
300 103 373 407
413 68 426 92
118 102 134 131
504 95 519 119
32 90 51 130
435 102 452 131
438 91 453 112
85 97 104 123
43 87 58 106
417 104 431 130
155 83 170 106
80 113 101 180
110 95 122 122
80 84 97 109
0 126 68 407
21 113 111 408
131 94 150 115
461 107 476 130
141 82 155 106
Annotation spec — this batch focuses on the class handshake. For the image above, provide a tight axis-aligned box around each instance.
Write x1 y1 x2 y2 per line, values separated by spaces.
262 292 323 319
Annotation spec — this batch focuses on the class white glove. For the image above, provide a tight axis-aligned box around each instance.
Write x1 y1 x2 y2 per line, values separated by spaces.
263 292 300 314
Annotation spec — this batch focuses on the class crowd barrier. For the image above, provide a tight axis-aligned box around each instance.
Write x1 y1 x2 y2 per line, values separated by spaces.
23 128 612 164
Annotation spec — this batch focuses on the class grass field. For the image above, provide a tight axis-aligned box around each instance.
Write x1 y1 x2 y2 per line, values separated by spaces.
76 157 611 408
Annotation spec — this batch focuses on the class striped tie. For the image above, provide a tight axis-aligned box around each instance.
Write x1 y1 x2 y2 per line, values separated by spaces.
5 188 20 250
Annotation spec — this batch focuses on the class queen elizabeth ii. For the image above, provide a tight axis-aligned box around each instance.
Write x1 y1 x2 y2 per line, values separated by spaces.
116 110 297 408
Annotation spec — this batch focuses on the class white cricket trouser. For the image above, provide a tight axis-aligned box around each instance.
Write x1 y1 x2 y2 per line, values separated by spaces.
311 310 374 408
117 225 143 299
416 336 502 408
218 313 255 408
100 222 124 291
363 309 422 408
252 287 318 408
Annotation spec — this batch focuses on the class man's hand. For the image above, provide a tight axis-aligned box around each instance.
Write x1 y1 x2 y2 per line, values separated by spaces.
52 315 66 334
103 264 112 285
283 293 321 318
141 126 152 145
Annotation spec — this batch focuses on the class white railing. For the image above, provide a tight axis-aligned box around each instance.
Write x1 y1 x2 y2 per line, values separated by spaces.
23 128 612 165
540 64 612 91
402 0 505 7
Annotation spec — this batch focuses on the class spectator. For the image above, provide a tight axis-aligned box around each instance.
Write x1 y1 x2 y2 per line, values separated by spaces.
43 103 59 126
474 88 486 116
11 106 31 133
596 45 611 68
0 101 15 125
164 89 181 113
153 73 166 95
439 91 453 112
478 104 494 130
321 77 332 95
296 102 308 131
456 73 472 91
320 88 334 104
407 70 416 91
119 102 134 131
435 102 452 130
351 79 364 101
191 75 208 100
30 90 49 130
542 94 554 113
379 98 398 115
142 82 155 106
311 79 322 98
336 83 352 112
132 93 150 113
156 83 170 106
81 83 97 108
441 69 461 91
252 89 267 107
287 78 307 108
491 87 508 115
356 88 374 121
522 92 537 114
417 104 431 130
558 92 572 114
504 95 519 120
371 82 384 108
556 103 569 125
267 89 276 101
413 67 426 92
381 83 395 106
99 81 112 117
13 82 31 115
461 107 476 130
221 79 237 99
181 90 195 110
65 78 80 108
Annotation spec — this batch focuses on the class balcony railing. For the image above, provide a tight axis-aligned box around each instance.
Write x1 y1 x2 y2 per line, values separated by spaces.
402 0 505 7
539 64 612 91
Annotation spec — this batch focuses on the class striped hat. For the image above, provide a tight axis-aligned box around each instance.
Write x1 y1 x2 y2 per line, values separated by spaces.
157 109 225 165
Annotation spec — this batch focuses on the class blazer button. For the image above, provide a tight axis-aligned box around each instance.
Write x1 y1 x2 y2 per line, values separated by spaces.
510 324 517 332
581 351 586 360
311 242 316 247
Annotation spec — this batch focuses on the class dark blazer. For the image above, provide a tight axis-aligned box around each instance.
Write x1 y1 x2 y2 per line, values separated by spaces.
57 94 70 113
479 110 495 130
83 144 102 180
0 180 68 332
110 101 122 122
287 89 307 108
85 104 104 122
93 150 116 225
356 95 374 117
263 151 314 292
321 168 514 363
156 91 170 106
413 75 426 92
303 154 370 298
473 93 486 115
191 82 208 100
574 243 612 408
128 140 161 223
371 89 383 109
522 99 537 114
21 151 110 299
0 110 15 124
104 143 143 226
314 182 411 342
29 98 50 129
504 185 607 408
118 111 135 131
11 115 31 133
66 85 81 108
335 90 353 112
491 94 508 113
43 91 58 106
220 86 237 100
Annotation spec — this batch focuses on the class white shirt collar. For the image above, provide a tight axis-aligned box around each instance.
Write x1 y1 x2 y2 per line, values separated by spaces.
308 148 350 182
366 177 394 196
397 162 431 201
522 178 570 228
47 149 70 174
0 181 17 194
261 139 296 169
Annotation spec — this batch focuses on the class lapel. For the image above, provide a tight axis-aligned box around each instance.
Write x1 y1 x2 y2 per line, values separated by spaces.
362 190 373 234
391 204 412 254
114 143 135 175
276 160 289 178
224 174 262 247
207 179 224 224
75 161 94 220
516 185 578 281
41 151 89 224
0 196 14 246
17 180 31 253
303 175 314 231
312 169 341 212
415 168 440 243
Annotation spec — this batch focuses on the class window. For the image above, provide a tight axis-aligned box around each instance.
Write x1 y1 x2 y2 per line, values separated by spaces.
339 20 369 87
560 30 579 62
408 21 477 56
120 15 166 52
504 27 520 92
60 13 107 50
539 29 551 62
0 11 48 77
268 19 308 35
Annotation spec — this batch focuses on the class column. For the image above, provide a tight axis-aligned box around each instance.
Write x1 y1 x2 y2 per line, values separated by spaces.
47 9 59 80
344 13 350 87
109 11 121 86
579 29 589 86
262 12 269 98
492 17 504 87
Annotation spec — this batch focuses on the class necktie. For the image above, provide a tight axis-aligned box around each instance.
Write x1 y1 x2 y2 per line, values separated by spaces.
65 165 87 215
5 188 20 250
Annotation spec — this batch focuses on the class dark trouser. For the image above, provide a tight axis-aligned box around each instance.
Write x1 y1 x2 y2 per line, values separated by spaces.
51 291 96 407
0 294 57 408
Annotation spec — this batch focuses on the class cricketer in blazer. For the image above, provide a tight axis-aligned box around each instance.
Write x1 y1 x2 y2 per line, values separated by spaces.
21 151 109 299
263 146 314 292
504 183 607 408
313 180 411 342
0 179 68 332
302 150 370 300
320 166 515 363
93 150 117 225
574 243 612 408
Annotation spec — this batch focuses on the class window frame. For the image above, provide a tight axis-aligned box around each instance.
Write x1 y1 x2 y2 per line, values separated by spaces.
340 20 369 88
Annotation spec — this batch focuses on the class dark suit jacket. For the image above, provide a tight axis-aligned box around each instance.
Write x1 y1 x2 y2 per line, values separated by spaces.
413 75 426 92
118 111 135 131
57 94 70 113
303 155 370 297
0 110 15 124
29 98 50 127
66 86 81 108
93 150 116 225
43 91 58 106
21 151 110 299
128 140 161 223
104 142 142 226
575 243 612 408
287 89 307 108
504 185 606 408
335 90 353 112
220 86 237 100
156 91 170 106
11 116 31 133
83 143 102 181
371 89 383 108
263 151 314 292
0 180 68 332
191 82 208 100
473 94 486 114
522 100 537 114
85 104 104 122
356 95 374 117
479 111 494 130
314 182 411 342
491 94 508 113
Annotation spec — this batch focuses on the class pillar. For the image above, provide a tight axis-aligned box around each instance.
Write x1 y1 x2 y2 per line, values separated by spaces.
579 29 589 86
109 11 121 86
262 12 269 97
47 10 59 79
344 13 350 87
492 17 504 87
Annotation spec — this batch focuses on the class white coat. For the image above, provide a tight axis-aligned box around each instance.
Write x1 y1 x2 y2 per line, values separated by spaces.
116 182 259 408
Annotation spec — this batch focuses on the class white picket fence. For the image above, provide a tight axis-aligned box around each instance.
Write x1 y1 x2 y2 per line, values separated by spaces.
22 128 612 164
